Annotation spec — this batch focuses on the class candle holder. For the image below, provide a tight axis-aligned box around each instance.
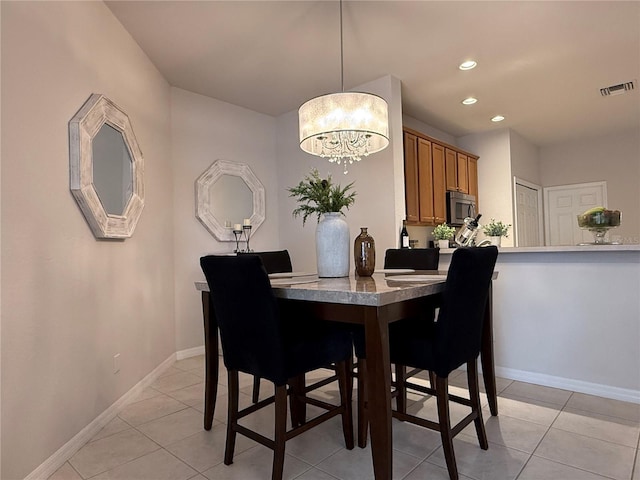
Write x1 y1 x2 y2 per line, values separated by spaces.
243 224 253 252
232 228 243 253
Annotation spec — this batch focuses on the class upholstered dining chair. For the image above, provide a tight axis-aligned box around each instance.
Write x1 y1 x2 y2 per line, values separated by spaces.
239 249 293 275
238 250 293 402
390 246 498 480
354 247 440 447
383 247 440 271
200 255 354 480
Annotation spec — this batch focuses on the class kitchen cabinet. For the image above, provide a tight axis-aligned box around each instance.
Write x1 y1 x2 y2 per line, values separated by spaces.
431 143 446 224
445 148 458 192
403 129 447 226
446 149 472 194
457 153 469 193
403 127 479 225
403 132 419 223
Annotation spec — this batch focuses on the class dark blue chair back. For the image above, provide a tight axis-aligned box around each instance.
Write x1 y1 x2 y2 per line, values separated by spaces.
200 255 287 384
384 248 439 270
239 250 292 274
432 246 498 377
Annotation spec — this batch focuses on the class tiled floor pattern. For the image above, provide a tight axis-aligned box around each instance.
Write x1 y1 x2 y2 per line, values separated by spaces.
49 355 640 480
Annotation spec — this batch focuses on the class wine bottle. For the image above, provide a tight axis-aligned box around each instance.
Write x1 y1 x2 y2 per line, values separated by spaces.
455 214 482 246
400 220 410 249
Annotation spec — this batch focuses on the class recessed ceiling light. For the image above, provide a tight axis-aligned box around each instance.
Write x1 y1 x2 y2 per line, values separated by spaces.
462 97 477 105
491 115 505 122
459 60 477 71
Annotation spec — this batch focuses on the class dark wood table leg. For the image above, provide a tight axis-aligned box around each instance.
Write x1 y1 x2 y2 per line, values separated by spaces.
202 291 219 430
364 306 392 480
481 282 498 416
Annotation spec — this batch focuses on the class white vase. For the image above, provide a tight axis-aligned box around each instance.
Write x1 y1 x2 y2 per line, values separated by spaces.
316 212 350 277
437 239 450 249
489 236 502 246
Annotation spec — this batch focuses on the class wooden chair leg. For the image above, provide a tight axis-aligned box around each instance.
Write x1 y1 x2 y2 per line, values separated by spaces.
224 370 239 466
347 356 354 404
467 358 488 450
272 385 288 480
436 375 458 480
357 357 368 448
336 359 355 449
429 370 436 391
252 375 260 404
395 364 407 415
288 374 305 428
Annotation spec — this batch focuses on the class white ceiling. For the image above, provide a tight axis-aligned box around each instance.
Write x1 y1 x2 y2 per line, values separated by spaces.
107 1 640 147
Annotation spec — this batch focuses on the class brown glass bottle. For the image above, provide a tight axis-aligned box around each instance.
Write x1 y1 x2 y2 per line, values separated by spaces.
354 227 376 276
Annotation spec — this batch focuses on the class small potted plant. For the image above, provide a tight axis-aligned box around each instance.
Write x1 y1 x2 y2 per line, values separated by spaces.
432 223 456 249
482 218 511 246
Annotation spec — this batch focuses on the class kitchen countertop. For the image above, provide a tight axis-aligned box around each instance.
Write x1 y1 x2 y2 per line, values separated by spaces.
439 244 640 254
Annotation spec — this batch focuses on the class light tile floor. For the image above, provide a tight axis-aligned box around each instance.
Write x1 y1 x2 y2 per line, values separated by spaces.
49 355 640 480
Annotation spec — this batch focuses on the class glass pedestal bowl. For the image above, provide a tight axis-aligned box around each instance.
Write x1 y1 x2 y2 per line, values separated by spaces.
577 209 621 245
581 226 617 244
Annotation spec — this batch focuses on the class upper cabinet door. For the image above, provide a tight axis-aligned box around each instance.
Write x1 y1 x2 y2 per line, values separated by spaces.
432 143 446 224
403 132 419 223
418 137 434 224
445 148 458 191
457 153 469 194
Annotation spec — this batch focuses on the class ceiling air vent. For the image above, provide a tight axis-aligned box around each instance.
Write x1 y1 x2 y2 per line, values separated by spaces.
600 80 636 97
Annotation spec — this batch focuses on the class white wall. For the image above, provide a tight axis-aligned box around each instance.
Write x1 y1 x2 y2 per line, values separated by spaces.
402 114 457 146
276 75 405 272
171 88 279 351
509 130 540 185
539 128 640 243
458 129 515 246
1 3 173 478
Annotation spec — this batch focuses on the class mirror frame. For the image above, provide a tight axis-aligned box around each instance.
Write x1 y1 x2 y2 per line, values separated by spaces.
195 159 265 241
69 94 144 239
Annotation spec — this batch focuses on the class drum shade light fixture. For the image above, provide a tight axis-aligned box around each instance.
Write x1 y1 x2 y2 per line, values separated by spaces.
298 0 389 174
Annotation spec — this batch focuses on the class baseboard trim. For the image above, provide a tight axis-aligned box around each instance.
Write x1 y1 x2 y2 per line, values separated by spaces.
495 366 640 404
25 353 177 480
176 345 205 360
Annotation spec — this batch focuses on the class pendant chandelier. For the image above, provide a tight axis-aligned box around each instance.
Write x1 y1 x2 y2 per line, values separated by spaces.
298 0 389 174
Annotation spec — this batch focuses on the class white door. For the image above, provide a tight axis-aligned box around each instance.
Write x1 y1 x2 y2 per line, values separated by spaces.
544 182 607 246
514 179 543 246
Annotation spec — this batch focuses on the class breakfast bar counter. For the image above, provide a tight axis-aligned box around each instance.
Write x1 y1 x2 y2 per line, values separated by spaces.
439 245 640 404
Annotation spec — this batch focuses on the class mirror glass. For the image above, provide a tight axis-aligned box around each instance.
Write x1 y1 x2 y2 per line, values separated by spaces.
209 174 252 227
92 124 133 215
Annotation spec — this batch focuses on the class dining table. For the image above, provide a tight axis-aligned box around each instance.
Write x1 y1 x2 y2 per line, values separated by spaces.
195 269 498 480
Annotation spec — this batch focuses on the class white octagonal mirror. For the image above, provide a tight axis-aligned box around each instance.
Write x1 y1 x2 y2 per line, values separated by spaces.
69 94 144 239
195 160 265 241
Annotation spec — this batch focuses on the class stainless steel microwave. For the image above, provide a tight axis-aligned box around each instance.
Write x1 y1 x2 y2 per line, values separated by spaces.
446 191 477 226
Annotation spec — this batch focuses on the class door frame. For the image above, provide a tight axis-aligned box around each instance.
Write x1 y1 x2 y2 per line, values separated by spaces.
513 177 544 247
542 181 607 246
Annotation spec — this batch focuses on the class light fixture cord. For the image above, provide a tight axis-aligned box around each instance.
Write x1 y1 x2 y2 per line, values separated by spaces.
340 0 344 92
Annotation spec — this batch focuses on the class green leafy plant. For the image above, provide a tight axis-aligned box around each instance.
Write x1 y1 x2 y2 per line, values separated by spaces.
482 218 511 237
432 223 456 241
288 169 356 225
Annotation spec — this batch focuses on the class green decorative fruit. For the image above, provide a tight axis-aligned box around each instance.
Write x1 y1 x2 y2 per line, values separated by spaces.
582 206 605 216
577 207 621 228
